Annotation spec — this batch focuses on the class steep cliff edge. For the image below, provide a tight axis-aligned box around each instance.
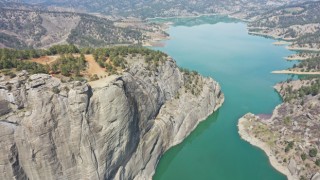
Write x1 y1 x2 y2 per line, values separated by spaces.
0 55 224 180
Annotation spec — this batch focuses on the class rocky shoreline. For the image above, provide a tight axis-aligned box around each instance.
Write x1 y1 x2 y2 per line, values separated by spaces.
238 113 297 180
238 79 320 180
271 70 320 75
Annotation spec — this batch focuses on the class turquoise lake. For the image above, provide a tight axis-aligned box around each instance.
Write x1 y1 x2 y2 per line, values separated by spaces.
152 16 296 180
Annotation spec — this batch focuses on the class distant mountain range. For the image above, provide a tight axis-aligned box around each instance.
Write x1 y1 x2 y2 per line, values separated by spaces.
1 0 312 18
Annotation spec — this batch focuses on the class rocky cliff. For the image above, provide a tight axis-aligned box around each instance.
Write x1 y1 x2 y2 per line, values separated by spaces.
0 56 223 180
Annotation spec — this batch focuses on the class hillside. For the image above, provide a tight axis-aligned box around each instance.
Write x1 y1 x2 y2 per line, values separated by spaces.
248 1 320 51
239 78 320 180
0 8 168 49
1 0 309 19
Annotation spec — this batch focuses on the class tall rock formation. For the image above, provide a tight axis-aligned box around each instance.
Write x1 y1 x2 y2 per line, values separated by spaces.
0 56 223 180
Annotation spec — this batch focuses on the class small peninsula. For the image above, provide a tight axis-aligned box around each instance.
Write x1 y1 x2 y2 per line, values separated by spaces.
239 78 320 180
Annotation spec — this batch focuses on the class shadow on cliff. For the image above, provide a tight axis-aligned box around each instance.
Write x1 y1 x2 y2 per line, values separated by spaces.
153 109 221 177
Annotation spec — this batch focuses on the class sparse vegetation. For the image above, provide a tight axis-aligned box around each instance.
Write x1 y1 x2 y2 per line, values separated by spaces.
300 175 307 180
284 116 291 125
297 57 320 72
309 148 318 157
0 44 83 75
180 68 203 96
249 1 320 52
91 46 168 74
90 74 99 81
52 86 60 94
0 9 145 49
67 15 143 47
285 141 294 153
301 153 307 161
283 78 320 102
244 76 320 179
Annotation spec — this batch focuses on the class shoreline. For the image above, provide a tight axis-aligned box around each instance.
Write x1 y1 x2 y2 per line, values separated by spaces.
247 31 294 41
286 46 320 52
248 31 281 39
284 53 320 61
238 114 297 180
273 41 292 46
272 70 320 75
284 56 309 61
145 13 247 47
247 30 297 44
146 13 218 21
142 40 167 47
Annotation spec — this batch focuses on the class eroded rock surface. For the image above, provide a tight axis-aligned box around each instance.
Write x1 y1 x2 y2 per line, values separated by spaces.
0 57 223 180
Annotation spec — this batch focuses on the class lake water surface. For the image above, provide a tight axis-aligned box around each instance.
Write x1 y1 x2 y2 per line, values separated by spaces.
152 16 296 180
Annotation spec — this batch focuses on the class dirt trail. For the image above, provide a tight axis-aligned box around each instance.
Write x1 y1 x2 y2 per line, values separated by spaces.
31 54 112 86
85 55 108 77
30 54 107 78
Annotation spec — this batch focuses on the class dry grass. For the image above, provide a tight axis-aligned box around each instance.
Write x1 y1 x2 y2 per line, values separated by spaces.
84 55 108 78
29 55 59 65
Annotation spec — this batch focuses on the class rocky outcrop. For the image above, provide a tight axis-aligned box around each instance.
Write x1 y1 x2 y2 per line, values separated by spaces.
0 57 223 180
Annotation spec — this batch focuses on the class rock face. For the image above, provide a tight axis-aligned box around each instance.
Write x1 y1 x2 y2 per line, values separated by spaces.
0 57 223 180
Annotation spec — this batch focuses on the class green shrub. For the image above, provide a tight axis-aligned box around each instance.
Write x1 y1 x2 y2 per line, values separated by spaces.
300 175 307 180
285 141 294 153
284 117 291 125
90 74 99 81
301 153 307 161
52 87 60 94
309 148 318 157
